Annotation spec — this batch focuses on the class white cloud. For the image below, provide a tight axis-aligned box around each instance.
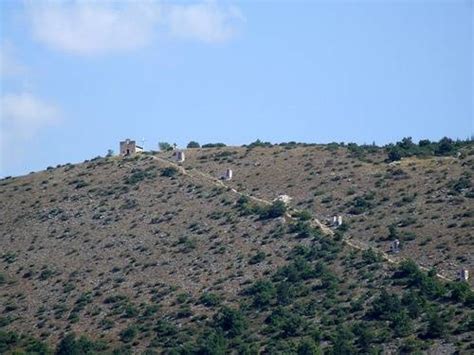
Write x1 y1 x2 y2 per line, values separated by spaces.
0 92 61 174
27 1 158 56
1 92 61 139
25 1 244 56
0 41 27 78
167 3 244 43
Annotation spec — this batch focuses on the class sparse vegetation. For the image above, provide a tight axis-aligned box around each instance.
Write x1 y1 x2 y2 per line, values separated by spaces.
187 141 200 148
0 140 472 353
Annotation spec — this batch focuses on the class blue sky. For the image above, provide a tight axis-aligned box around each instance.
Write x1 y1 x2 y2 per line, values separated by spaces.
0 0 472 177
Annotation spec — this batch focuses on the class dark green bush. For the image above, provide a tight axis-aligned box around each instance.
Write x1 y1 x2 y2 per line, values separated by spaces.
186 141 200 148
213 307 247 337
294 210 312 221
259 200 287 219
200 293 221 307
196 330 227 354
425 312 447 338
202 143 227 148
119 325 138 343
161 167 179 178
56 333 107 354
125 168 157 184
247 280 276 309
368 289 402 320
158 142 173 151
249 251 266 265
265 306 307 337
385 136 470 161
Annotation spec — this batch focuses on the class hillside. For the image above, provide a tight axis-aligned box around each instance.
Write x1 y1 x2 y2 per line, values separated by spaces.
0 142 473 354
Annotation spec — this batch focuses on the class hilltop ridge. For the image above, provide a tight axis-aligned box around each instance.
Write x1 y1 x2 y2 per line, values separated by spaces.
0 141 473 353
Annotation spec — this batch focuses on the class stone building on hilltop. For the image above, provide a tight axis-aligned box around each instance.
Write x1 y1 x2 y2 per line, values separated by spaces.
120 139 143 156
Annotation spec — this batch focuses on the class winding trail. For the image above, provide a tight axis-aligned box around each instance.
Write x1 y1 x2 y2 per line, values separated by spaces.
151 154 455 283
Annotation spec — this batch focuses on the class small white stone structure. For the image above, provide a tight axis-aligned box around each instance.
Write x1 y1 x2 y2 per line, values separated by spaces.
120 139 143 156
459 268 469 282
331 215 343 227
175 151 185 162
223 169 233 181
391 239 400 254
275 194 292 205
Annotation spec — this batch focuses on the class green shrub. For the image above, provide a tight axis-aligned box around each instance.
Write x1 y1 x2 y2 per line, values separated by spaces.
276 257 317 283
200 293 221 307
259 200 287 219
448 176 472 194
39 269 54 281
125 168 157 184
368 289 402 320
249 251 266 265
395 260 446 299
158 142 173 151
161 167 179 177
348 193 374 215
297 338 322 355
266 306 306 337
187 141 200 148
391 310 413 337
330 327 356 354
202 143 226 148
399 337 424 353
155 319 178 339
119 325 138 343
361 249 381 264
56 333 107 354
401 291 426 319
289 222 321 239
448 281 474 305
196 330 227 354
247 280 276 309
246 139 272 149
177 236 197 253
385 136 470 161
176 305 193 318
295 210 312 221
425 312 447 338
213 307 247 337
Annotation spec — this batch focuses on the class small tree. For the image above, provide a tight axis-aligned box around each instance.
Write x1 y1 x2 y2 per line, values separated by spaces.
213 306 247 337
187 141 200 148
388 224 399 240
56 334 107 354
435 137 454 156
425 312 447 338
330 327 355 354
119 325 138 343
260 200 287 219
197 330 227 354
249 251 266 265
297 338 322 355
200 292 221 307
106 149 114 157
158 142 173 151
391 310 413 337
387 147 403 162
161 167 178 177
248 280 276 308
202 143 226 148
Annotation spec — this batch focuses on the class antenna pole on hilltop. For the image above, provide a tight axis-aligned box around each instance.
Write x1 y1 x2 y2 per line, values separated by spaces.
142 138 146 151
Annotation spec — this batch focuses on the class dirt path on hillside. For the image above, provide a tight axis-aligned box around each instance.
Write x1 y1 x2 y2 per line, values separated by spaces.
151 154 455 283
